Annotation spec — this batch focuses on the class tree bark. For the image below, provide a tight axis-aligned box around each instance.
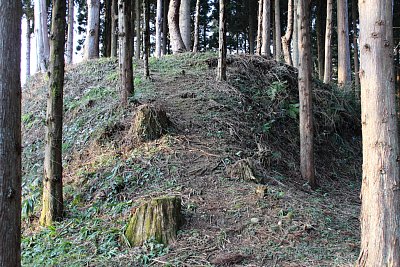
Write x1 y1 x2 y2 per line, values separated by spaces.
179 0 191 51
66 0 74 64
298 0 315 188
357 0 400 265
40 0 66 226
248 0 255 55
281 0 293 66
323 0 333 84
337 0 351 86
162 0 169 55
274 0 281 61
26 18 31 80
261 0 271 57
111 0 118 57
168 0 186 53
256 0 263 55
34 0 50 72
193 0 201 53
84 0 100 59
103 0 112 57
217 0 227 81
119 0 134 105
143 0 150 77
156 0 163 58
0 1 21 266
292 0 299 67
351 0 360 90
316 0 325 80
135 0 141 60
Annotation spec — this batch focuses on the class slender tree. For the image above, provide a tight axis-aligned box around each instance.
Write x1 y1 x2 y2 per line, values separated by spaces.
248 0 256 54
298 0 315 188
156 0 163 58
337 0 351 86
282 0 293 65
143 0 150 77
34 0 50 72
323 0 333 83
292 0 299 66
40 0 67 226
316 1 325 80
168 0 186 53
357 0 400 265
256 0 263 55
66 0 74 64
111 0 118 57
162 0 169 55
217 0 227 81
351 0 360 89
0 1 22 266
119 0 134 105
84 0 100 59
274 0 281 61
193 0 201 53
135 0 141 60
261 0 271 57
103 0 112 57
179 0 191 50
26 18 32 80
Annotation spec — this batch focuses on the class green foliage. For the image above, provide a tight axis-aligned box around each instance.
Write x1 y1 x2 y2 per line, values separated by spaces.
267 81 288 101
135 238 169 265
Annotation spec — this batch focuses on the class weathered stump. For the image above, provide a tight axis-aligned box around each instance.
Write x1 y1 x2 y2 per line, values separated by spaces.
129 104 170 142
125 196 182 246
227 158 262 183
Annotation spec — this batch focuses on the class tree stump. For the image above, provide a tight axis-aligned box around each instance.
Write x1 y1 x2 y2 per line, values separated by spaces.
129 104 170 142
227 158 262 183
125 196 182 246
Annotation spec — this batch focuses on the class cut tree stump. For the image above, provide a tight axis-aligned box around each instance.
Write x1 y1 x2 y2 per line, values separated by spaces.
227 158 262 183
129 104 170 142
125 196 182 246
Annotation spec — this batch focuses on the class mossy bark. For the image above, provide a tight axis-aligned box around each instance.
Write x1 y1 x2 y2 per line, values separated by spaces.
125 196 182 246
130 104 170 142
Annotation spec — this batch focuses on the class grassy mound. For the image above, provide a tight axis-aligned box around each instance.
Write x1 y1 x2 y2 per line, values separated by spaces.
21 53 361 266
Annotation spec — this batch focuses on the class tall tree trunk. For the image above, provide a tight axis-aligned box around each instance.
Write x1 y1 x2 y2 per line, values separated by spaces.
281 0 293 66
103 0 112 57
34 0 50 72
337 0 351 86
168 0 186 53
156 0 163 57
323 0 333 83
84 0 100 59
274 0 281 61
292 0 299 67
119 0 134 105
26 18 31 80
351 0 360 90
0 1 21 266
316 0 325 80
66 0 74 64
179 0 191 50
111 0 118 57
40 0 67 226
298 0 315 188
162 0 169 55
143 0 150 77
217 0 227 81
261 0 271 57
193 0 200 53
256 0 263 55
357 0 400 265
135 0 141 60
248 0 255 55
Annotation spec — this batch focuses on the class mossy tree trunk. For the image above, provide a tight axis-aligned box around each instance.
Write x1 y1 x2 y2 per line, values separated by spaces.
143 0 150 78
66 0 74 64
256 0 263 55
162 0 169 55
0 1 22 265
118 0 134 106
111 0 118 58
40 0 67 226
281 0 293 66
193 0 201 53
135 0 141 60
125 196 182 246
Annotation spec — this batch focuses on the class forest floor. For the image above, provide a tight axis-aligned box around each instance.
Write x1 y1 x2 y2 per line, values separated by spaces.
22 52 361 267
